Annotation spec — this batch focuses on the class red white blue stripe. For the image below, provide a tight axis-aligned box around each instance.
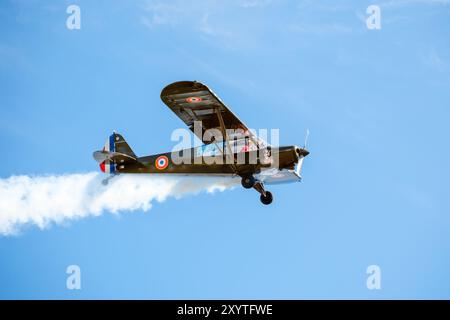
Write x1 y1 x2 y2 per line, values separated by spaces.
100 134 116 173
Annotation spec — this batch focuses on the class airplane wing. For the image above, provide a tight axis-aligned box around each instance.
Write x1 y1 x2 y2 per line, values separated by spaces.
160 81 265 149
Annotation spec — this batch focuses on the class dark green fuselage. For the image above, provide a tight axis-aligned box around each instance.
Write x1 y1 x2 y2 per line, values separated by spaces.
115 145 307 176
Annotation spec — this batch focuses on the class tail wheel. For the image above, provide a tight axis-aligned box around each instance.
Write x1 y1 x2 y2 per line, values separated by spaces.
241 175 255 189
260 191 273 205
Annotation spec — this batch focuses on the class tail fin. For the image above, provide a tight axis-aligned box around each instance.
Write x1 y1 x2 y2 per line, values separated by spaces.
94 132 137 173
104 132 136 158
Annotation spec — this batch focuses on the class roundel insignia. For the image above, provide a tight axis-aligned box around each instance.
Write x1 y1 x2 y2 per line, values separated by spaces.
185 97 202 103
155 155 169 170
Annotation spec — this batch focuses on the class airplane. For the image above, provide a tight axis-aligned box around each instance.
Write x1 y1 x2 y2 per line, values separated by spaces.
93 81 309 205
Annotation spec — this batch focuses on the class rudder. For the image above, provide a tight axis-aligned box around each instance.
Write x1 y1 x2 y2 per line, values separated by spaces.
97 132 137 173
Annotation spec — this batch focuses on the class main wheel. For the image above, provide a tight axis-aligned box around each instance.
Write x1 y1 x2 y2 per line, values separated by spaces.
241 175 255 189
260 191 273 205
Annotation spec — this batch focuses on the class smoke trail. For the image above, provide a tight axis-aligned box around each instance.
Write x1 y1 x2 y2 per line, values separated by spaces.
0 173 239 235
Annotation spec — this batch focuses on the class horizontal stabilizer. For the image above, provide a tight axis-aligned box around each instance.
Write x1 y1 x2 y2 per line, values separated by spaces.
93 151 137 164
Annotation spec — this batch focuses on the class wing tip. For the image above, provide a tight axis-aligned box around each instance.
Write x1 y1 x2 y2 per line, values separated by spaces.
160 80 208 98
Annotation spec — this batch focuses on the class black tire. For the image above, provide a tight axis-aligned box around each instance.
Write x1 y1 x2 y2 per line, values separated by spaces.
241 175 255 189
260 191 273 205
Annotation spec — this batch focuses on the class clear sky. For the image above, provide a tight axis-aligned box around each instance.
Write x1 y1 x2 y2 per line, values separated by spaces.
1 0 450 299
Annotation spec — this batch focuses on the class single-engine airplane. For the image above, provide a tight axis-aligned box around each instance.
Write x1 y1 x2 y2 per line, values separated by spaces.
93 81 309 205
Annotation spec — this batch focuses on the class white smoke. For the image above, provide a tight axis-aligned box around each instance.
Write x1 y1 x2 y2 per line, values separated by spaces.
0 173 239 235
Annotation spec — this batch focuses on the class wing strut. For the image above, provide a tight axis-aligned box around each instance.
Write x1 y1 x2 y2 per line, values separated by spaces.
215 107 237 173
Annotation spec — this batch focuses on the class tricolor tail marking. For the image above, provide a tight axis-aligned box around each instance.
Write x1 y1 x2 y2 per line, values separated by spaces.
100 134 116 174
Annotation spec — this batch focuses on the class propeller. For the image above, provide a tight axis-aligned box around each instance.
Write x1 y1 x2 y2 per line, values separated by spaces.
295 129 310 176
303 129 310 149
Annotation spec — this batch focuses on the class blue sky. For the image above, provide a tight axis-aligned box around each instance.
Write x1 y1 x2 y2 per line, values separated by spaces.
1 0 450 299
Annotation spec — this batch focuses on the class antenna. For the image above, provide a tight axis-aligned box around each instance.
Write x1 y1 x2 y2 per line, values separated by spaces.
304 129 310 149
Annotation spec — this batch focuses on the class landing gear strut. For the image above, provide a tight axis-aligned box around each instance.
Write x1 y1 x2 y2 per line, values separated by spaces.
253 180 273 205
241 175 273 205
